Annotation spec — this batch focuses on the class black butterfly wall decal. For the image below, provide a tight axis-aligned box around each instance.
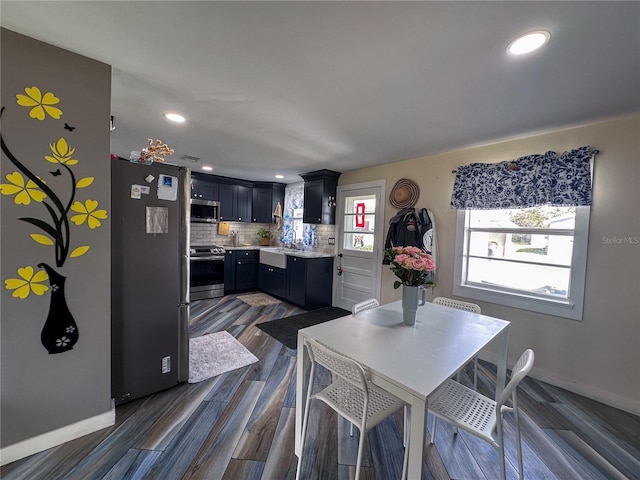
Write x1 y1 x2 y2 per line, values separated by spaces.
64 123 76 131
50 169 61 177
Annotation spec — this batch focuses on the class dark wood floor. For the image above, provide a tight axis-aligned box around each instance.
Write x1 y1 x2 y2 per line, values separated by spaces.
2 294 639 480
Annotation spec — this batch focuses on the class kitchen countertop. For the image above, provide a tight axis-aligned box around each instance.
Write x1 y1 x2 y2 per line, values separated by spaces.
222 245 335 258
221 244 262 250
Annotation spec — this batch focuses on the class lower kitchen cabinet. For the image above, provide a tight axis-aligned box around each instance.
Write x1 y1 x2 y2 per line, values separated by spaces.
258 264 286 298
224 251 235 293
285 255 333 310
225 249 258 292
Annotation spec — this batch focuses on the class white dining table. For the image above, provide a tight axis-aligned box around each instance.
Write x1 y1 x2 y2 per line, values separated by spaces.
295 300 511 479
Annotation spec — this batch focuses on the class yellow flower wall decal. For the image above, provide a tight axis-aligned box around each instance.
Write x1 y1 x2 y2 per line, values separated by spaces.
45 138 78 165
16 86 63 120
2 88 104 353
0 171 47 205
76 177 95 188
5 266 49 299
70 246 90 258
30 233 55 246
70 199 108 229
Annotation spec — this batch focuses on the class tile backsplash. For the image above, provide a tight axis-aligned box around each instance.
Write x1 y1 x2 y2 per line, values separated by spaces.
190 222 335 253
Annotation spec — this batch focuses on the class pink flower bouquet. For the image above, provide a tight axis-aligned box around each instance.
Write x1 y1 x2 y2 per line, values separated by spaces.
385 246 436 289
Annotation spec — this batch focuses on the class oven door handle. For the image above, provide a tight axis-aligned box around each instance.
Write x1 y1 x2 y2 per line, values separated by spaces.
190 255 225 261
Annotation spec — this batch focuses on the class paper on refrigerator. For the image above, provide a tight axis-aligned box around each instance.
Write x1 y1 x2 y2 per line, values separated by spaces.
157 174 178 201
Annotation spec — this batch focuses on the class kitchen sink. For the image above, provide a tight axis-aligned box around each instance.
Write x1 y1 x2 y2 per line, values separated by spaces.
260 248 287 269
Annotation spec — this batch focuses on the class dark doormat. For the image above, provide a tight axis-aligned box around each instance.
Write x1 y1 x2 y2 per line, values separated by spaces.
256 307 351 349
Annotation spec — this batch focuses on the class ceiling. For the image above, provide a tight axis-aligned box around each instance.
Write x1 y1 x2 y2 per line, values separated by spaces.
2 1 639 183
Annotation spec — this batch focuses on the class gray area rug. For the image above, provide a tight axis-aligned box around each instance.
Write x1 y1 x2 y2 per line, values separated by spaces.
188 331 258 383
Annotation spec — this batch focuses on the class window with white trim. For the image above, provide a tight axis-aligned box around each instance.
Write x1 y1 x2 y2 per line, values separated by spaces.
454 205 590 320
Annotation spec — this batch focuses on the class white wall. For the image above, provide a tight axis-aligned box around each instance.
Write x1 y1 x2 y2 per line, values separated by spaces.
339 115 640 414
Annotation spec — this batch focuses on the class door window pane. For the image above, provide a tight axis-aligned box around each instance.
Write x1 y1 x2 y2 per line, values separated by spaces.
343 195 375 251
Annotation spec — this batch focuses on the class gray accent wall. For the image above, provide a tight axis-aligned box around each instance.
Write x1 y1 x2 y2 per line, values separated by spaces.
1 29 112 447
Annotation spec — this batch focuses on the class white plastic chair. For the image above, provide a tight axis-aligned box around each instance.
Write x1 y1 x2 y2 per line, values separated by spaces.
352 298 379 314
296 338 409 480
429 349 535 480
349 297 381 436
432 297 482 389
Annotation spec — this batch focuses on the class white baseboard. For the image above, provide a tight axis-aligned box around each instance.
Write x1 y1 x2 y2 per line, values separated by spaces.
480 352 640 416
0 405 115 466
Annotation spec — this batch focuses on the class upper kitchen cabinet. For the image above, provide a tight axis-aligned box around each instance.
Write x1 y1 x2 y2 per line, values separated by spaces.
190 174 218 201
252 182 285 223
300 169 341 224
219 181 252 222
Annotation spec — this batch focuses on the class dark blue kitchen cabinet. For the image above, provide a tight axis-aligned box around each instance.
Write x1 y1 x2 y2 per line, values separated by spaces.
258 264 286 299
219 182 252 222
286 255 307 307
235 250 258 290
252 182 285 223
224 250 236 293
191 174 218 200
285 255 333 309
225 249 258 292
301 169 341 225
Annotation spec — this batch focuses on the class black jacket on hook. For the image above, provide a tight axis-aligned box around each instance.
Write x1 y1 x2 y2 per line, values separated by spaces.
383 207 436 264
383 208 422 264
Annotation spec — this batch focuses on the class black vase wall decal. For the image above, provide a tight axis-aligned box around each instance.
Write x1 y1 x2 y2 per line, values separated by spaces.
38 263 79 354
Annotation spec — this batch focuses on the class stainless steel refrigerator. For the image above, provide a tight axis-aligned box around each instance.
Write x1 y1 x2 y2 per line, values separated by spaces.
111 159 190 405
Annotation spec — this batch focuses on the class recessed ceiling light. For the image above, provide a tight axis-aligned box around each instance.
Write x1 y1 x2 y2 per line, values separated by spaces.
508 30 550 56
275 174 284 179
164 112 185 123
201 166 213 171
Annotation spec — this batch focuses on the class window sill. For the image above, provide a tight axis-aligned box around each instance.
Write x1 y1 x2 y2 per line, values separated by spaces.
453 283 583 321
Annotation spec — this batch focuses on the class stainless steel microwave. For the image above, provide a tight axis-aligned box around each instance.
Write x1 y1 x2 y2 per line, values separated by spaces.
190 199 220 223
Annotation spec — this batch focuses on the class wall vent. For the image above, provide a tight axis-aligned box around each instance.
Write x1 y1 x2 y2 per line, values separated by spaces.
181 154 200 162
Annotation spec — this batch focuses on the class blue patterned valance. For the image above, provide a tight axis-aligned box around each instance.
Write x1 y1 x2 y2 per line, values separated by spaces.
450 146 596 210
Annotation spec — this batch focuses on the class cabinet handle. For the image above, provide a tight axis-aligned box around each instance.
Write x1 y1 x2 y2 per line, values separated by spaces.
237 261 242 264
245 252 249 256
238 217 242 221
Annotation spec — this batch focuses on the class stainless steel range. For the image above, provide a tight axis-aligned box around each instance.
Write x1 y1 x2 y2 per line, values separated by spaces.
189 245 226 300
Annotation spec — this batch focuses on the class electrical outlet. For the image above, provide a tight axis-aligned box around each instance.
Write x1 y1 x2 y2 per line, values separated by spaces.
328 237 335 245
162 356 171 374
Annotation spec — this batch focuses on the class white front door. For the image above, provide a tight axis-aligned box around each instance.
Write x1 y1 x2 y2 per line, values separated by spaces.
333 181 385 311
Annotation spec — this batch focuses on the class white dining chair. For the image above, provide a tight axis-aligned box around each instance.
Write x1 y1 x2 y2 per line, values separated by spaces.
296 338 409 480
349 297 382 436
432 296 482 389
429 349 535 480
352 298 380 314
